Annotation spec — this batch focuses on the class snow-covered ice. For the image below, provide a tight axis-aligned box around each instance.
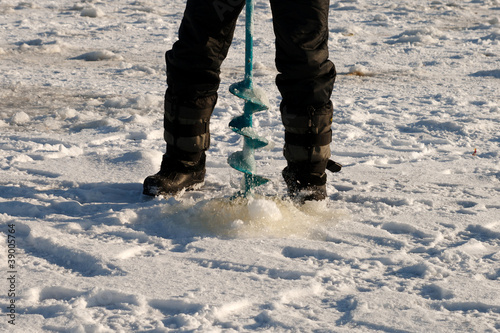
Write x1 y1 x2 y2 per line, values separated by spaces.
1 0 499 332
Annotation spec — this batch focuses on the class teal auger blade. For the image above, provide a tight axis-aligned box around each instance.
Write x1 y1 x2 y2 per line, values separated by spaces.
229 117 268 150
229 82 268 112
231 174 270 199
228 152 269 184
228 151 254 174
227 0 269 196
244 174 270 188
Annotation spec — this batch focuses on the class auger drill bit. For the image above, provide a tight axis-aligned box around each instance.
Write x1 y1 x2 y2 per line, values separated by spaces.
228 0 269 196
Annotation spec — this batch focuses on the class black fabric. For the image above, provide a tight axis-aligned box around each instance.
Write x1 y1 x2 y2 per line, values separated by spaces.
165 0 335 109
326 159 342 173
166 145 202 163
284 158 341 185
283 164 327 186
164 96 216 119
164 119 209 137
163 93 216 160
166 0 245 100
280 100 333 173
161 151 206 173
284 129 332 147
270 0 336 109
287 160 328 175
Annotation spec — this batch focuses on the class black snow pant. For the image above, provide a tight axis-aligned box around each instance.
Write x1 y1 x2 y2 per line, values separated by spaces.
165 0 336 174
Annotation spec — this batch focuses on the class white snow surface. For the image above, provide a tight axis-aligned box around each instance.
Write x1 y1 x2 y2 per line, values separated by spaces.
1 0 500 332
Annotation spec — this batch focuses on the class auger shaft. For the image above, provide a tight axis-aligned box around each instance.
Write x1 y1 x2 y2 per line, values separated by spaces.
244 0 254 90
228 0 269 196
241 0 256 193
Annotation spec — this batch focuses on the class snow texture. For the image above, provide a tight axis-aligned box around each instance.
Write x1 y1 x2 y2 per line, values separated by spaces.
1 0 499 332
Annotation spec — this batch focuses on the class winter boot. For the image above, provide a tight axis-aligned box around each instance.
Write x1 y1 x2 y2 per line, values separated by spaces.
143 153 206 196
143 93 216 196
282 160 342 202
282 163 327 201
280 101 341 202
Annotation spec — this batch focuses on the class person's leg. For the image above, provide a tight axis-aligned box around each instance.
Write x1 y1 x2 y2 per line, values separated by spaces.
166 0 246 101
144 0 245 196
270 0 338 201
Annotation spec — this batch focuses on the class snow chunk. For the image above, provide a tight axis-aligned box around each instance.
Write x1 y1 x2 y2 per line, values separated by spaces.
114 246 143 260
71 50 123 61
113 209 139 225
56 108 78 120
381 222 432 239
11 111 30 125
81 7 105 18
396 262 449 279
45 145 84 159
373 14 389 22
348 64 373 76
421 283 455 300
86 288 140 307
39 286 83 301
103 97 131 109
213 300 252 321
247 198 282 222
41 43 63 54
130 64 156 75
11 154 33 164
149 299 204 315
15 39 66 54
131 94 163 109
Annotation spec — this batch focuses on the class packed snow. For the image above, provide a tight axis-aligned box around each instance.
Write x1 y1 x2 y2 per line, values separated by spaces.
1 0 499 332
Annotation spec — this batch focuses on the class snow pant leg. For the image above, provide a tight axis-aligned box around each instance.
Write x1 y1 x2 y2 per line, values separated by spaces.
270 0 336 175
166 0 245 101
270 0 336 109
163 0 245 164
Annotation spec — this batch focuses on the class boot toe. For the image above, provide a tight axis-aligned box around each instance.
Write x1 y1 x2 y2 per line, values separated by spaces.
143 174 163 196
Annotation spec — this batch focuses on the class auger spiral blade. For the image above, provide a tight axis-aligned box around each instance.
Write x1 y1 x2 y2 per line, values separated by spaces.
229 116 268 150
229 82 268 112
228 0 269 196
228 151 269 194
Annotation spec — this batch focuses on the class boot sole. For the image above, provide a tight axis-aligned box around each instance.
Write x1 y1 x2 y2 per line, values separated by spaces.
143 180 205 197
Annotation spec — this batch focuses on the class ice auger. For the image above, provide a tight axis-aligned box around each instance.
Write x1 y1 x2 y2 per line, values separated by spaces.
228 0 269 196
